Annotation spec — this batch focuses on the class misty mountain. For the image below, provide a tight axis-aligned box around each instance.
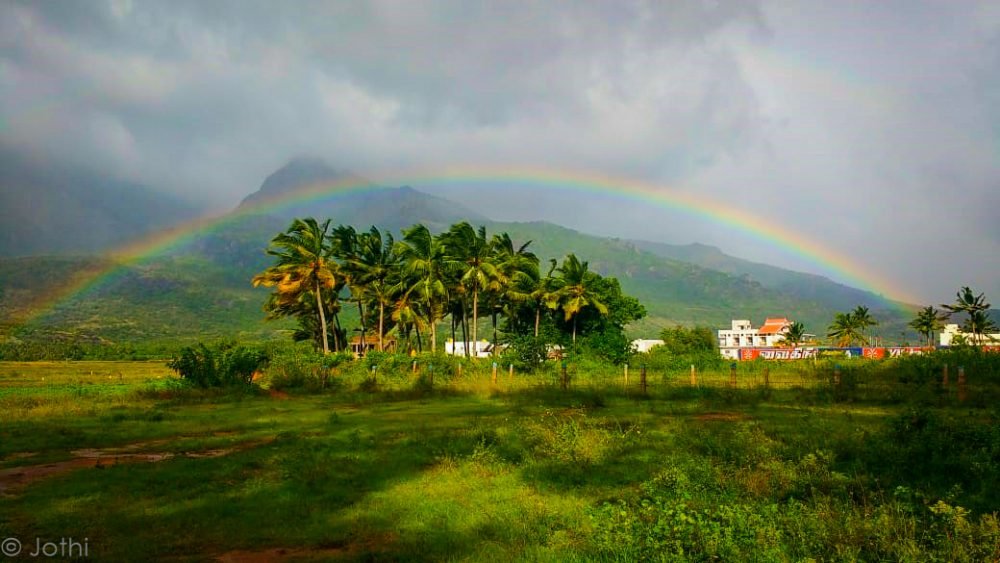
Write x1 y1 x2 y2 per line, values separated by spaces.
629 239 899 313
0 149 198 257
192 158 488 273
236 158 485 231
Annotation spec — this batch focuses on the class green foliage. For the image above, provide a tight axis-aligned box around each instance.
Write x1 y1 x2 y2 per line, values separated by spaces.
658 325 717 355
500 334 549 372
167 342 268 388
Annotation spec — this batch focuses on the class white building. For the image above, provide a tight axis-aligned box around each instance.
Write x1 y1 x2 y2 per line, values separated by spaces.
718 318 792 349
631 339 665 354
940 324 1000 346
445 340 496 358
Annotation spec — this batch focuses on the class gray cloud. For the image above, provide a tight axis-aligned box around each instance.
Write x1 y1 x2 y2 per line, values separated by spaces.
1 0 997 303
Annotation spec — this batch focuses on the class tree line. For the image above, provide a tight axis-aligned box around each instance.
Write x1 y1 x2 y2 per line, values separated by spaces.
252 218 645 359
820 287 997 348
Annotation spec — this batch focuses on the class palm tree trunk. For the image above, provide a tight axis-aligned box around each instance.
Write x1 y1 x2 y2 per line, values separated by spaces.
430 315 437 353
415 323 422 353
356 301 367 355
460 302 469 358
572 315 577 344
378 301 385 352
315 281 330 354
332 313 342 352
535 306 540 338
492 309 498 355
450 313 456 353
472 288 479 354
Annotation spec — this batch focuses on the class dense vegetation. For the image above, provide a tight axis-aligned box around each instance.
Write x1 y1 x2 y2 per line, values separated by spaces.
252 218 645 365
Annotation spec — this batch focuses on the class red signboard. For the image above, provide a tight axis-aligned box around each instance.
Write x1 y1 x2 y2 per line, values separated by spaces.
862 347 930 358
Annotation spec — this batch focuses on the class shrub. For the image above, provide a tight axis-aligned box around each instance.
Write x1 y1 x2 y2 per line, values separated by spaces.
167 342 269 388
500 334 549 372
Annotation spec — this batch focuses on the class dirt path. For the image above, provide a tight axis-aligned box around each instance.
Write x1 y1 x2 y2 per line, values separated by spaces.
0 438 272 494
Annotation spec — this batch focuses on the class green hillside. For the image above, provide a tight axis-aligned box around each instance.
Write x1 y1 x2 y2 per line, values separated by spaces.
1 217 922 348
483 221 915 338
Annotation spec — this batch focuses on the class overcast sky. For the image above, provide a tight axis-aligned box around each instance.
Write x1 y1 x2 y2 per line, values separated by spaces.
2 0 998 304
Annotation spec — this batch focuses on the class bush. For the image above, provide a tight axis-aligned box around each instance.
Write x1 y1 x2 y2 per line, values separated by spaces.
501 334 549 372
167 342 268 388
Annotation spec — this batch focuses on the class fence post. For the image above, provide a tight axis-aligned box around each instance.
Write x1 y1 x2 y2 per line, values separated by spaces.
412 360 418 375
428 364 433 387
492 362 498 385
690 364 697 387
509 363 514 382
640 364 647 395
942 363 949 387
457 362 462 378
958 366 967 403
371 365 377 384
561 361 568 390
730 362 737 389
763 365 770 388
833 364 841 388
624 364 629 392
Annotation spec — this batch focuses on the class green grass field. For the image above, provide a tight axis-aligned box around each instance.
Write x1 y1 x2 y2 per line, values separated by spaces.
1 359 998 561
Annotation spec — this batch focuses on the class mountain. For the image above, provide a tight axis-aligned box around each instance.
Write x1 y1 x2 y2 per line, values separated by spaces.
236 158 485 231
191 158 489 277
480 221 911 336
0 149 198 256
0 158 935 346
630 239 900 313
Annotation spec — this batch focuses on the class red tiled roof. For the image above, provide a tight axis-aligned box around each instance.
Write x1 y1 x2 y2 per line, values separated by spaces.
758 317 791 335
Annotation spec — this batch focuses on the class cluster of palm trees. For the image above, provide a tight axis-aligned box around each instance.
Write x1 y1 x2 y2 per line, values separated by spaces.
939 286 997 346
827 305 879 347
252 218 611 355
826 287 997 349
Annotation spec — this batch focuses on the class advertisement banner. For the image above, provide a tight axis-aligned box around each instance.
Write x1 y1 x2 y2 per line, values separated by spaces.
758 348 818 360
738 348 817 360
843 347 863 358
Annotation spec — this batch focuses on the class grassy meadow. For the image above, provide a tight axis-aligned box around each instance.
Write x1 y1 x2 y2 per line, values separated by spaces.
1 354 999 561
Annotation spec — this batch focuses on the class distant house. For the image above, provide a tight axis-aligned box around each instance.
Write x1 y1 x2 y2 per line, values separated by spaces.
940 324 1000 346
349 335 396 357
718 318 792 359
631 339 665 354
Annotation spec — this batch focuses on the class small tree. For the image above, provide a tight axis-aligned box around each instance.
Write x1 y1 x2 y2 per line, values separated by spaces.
909 306 948 348
778 322 807 348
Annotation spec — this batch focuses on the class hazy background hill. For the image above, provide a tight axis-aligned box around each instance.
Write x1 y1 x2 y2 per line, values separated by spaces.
0 157 948 347
0 148 198 257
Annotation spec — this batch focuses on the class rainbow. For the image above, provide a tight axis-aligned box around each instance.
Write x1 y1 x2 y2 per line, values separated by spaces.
16 165 917 326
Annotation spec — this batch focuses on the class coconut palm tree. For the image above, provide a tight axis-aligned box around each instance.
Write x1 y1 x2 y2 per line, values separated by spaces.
827 311 864 347
252 217 338 354
489 232 538 351
942 287 993 346
852 305 878 346
444 222 500 352
350 226 402 352
778 321 807 348
397 224 450 353
555 253 608 344
529 259 562 338
909 306 948 347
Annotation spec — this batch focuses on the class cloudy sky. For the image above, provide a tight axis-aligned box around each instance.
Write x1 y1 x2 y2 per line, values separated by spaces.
2 0 998 304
